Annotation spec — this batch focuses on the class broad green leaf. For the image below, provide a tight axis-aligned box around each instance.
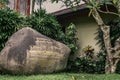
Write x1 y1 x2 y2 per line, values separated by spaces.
113 0 118 5
86 5 93 9
105 1 113 5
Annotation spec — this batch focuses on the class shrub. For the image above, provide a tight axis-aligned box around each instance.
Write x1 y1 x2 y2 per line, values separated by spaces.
27 9 78 55
66 51 105 73
95 18 120 73
0 8 25 51
27 10 79 70
63 23 78 55
27 9 62 40
83 45 94 59
0 8 79 71
95 18 120 51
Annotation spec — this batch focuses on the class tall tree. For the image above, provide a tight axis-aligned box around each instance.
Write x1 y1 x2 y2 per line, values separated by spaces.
51 0 120 74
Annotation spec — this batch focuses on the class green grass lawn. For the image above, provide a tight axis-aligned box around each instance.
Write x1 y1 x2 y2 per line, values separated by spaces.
0 73 120 80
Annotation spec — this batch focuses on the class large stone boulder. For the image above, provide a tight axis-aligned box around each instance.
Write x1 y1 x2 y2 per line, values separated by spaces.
0 27 70 74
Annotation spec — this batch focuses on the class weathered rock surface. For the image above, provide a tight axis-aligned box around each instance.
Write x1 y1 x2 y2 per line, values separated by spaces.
0 27 70 74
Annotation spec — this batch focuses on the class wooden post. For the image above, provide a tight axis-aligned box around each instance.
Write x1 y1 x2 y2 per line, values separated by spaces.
26 0 30 15
14 0 20 13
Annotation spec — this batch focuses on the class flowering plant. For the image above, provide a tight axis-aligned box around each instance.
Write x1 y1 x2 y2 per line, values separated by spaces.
83 45 94 58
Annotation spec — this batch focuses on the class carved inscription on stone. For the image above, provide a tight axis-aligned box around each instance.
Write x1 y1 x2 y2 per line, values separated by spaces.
26 37 67 73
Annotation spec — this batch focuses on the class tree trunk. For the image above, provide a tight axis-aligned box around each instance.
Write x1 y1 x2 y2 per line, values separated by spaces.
101 25 114 74
82 0 120 74
111 65 117 73
91 8 120 74
105 58 119 74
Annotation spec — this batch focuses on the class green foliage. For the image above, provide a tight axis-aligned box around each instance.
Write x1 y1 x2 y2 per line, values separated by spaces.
87 0 100 8
27 9 79 71
27 9 62 40
1 73 120 80
95 18 120 73
64 23 78 54
0 8 78 72
0 0 9 8
66 46 105 73
27 9 78 55
113 0 119 5
0 8 78 59
0 0 9 5
101 0 112 5
0 8 25 51
86 0 112 10
95 18 120 51
66 51 105 74
83 45 94 58
51 0 80 8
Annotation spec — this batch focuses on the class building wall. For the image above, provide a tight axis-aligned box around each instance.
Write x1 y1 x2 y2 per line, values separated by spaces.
7 0 14 9
58 13 117 55
75 16 99 54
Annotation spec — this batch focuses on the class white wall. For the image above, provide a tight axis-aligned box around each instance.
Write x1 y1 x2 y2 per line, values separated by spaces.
34 0 84 13
7 0 14 10
75 17 100 54
34 0 67 13
59 13 117 55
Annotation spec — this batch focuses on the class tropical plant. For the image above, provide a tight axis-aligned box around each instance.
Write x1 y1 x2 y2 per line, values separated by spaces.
0 7 78 71
66 50 105 73
96 18 120 51
64 23 78 55
83 45 94 58
51 0 120 74
0 8 25 51
27 9 78 56
95 18 120 73
27 9 61 39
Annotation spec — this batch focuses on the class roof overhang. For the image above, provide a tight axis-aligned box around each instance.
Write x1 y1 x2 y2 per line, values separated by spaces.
52 4 87 16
